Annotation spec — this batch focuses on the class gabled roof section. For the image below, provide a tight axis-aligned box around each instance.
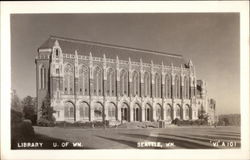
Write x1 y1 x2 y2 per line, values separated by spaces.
39 35 188 67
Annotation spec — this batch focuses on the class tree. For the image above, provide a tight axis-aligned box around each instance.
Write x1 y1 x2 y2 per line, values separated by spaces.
38 94 56 126
22 96 36 124
11 89 22 112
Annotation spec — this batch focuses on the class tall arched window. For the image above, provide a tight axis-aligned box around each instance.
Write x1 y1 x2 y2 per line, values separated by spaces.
79 65 89 96
107 68 116 96
156 104 162 121
94 103 103 120
166 104 172 120
165 74 171 98
93 66 103 96
144 72 150 97
120 70 128 96
79 102 89 120
39 65 46 89
133 103 141 121
175 75 180 98
64 101 74 119
175 104 181 119
155 73 161 98
184 76 189 99
108 103 116 120
145 103 152 121
64 63 74 95
132 71 139 96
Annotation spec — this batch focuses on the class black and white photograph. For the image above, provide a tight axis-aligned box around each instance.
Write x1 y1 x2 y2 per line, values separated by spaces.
1 1 249 160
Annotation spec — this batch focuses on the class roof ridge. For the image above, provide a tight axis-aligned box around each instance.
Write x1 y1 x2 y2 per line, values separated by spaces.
49 35 183 59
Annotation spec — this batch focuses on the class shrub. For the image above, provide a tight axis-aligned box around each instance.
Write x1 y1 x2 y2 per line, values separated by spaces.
20 119 35 137
37 117 55 127
55 120 109 128
11 109 23 124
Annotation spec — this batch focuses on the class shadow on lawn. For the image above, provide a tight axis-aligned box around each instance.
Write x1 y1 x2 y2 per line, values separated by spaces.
96 136 138 148
121 133 216 149
11 133 91 149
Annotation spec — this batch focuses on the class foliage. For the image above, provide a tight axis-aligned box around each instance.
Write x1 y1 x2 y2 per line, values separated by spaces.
22 96 36 124
55 120 109 128
38 94 56 126
217 114 240 126
37 117 55 127
11 89 22 112
171 118 208 126
198 109 209 122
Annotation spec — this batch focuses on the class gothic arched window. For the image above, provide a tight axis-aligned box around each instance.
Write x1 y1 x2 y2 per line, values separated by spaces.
79 65 89 96
93 66 103 96
184 76 189 99
79 102 89 120
107 68 116 96
39 65 46 89
144 72 150 97
64 63 74 95
64 101 74 119
165 74 171 98
120 70 128 96
108 103 116 119
155 73 161 98
132 71 140 96
175 75 180 98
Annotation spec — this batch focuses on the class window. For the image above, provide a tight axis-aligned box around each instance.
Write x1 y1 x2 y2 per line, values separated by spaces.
120 70 128 96
64 63 74 94
64 102 74 119
107 68 115 96
39 65 46 89
79 102 89 119
108 103 116 119
184 77 189 99
93 66 103 96
79 65 89 96
132 71 139 96
144 72 150 97
165 74 171 98
156 104 162 120
155 73 161 98
175 75 180 98
55 49 59 57
56 68 59 74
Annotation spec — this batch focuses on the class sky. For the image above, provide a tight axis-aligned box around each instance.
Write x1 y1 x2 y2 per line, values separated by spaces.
11 13 240 115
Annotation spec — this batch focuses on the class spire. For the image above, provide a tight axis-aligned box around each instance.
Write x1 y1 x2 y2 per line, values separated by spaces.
54 40 60 47
116 56 119 62
75 50 78 58
189 59 193 67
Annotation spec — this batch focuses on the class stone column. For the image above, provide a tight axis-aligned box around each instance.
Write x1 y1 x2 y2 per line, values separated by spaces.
90 105 95 121
163 105 166 120
75 104 80 121
117 104 121 121
103 79 107 97
141 107 145 121
130 103 134 122
104 102 109 120
152 104 156 121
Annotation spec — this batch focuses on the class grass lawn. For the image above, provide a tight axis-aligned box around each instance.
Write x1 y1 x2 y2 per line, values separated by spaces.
20 126 241 149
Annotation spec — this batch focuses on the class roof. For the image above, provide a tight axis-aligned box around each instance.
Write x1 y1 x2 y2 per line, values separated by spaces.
39 35 188 67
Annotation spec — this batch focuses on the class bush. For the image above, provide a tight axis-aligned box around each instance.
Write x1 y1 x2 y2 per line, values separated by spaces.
37 117 55 127
11 109 23 124
55 120 109 128
171 118 208 126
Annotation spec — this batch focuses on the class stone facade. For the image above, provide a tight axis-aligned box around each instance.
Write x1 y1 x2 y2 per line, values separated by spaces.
35 36 215 124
